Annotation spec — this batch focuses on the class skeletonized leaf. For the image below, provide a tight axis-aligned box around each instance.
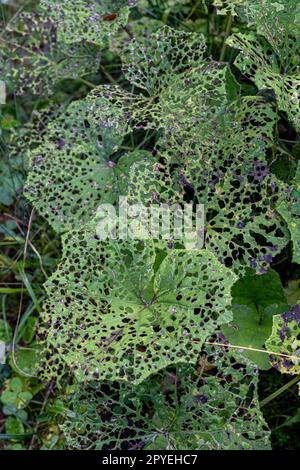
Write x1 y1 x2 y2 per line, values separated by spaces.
266 304 300 374
277 162 300 264
62 344 270 450
41 0 137 47
25 95 150 233
40 224 237 383
0 11 101 96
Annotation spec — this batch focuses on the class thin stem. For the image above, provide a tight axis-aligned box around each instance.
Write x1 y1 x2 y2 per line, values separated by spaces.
78 78 96 89
186 0 202 20
203 340 300 362
219 13 232 62
11 209 38 378
260 375 300 408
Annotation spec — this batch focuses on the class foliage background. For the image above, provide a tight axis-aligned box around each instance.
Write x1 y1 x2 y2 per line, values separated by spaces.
0 0 299 450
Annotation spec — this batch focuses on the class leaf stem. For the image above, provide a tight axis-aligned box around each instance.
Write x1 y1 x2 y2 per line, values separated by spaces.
203 340 300 362
260 375 300 408
219 13 232 62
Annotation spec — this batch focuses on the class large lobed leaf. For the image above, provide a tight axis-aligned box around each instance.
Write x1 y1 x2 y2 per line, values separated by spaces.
62 344 270 450
92 25 231 132
25 95 150 233
39 221 237 384
227 1 300 130
41 0 138 47
129 98 290 273
0 11 101 96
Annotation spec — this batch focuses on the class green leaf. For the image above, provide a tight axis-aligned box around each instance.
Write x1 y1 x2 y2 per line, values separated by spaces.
18 317 37 344
10 377 23 393
39 222 237 383
1 11 101 96
0 319 12 343
285 280 300 305
227 12 300 130
1 390 18 407
122 25 206 95
231 268 288 307
223 304 286 369
266 304 300 374
96 25 230 134
222 269 288 368
10 347 38 376
132 97 289 273
5 417 25 436
41 0 134 47
213 0 247 15
25 94 151 233
225 0 300 131
277 162 300 264
62 345 270 450
18 391 33 404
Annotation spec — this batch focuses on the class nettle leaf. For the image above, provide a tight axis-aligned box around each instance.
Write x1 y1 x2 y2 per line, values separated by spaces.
277 162 300 264
132 98 290 272
39 222 237 384
122 25 207 94
62 345 270 450
227 21 300 130
23 26 235 234
41 0 137 47
243 0 300 57
222 268 289 369
25 95 150 233
93 25 231 131
266 304 300 374
0 12 101 96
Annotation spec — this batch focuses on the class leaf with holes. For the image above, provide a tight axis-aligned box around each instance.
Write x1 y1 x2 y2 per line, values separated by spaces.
266 304 300 374
0 11 101 96
25 95 150 233
41 0 137 47
39 221 237 383
92 25 232 133
227 1 300 131
277 162 300 264
62 344 270 450
128 98 290 272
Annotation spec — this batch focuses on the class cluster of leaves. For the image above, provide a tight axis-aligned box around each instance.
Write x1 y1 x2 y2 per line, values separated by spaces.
1 0 300 451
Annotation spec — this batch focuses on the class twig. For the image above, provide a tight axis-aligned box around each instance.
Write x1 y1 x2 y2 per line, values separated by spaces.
260 375 300 407
11 209 38 378
219 13 232 62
